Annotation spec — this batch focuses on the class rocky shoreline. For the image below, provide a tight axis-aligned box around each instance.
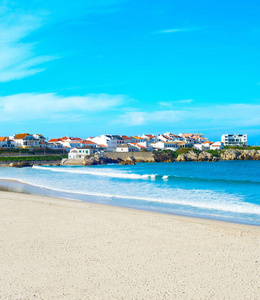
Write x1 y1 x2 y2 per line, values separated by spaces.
62 149 260 166
176 149 260 162
0 161 61 168
1 149 260 167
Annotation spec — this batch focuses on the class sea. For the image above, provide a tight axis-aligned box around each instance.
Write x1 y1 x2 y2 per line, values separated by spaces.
0 160 260 225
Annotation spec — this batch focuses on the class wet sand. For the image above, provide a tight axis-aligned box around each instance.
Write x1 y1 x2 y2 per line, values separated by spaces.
0 191 259 299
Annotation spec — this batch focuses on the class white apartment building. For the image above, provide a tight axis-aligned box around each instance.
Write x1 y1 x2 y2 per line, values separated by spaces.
221 134 247 146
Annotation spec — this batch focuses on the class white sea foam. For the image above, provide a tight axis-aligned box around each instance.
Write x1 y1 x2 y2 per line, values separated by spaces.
3 175 260 216
1 166 260 218
32 165 158 180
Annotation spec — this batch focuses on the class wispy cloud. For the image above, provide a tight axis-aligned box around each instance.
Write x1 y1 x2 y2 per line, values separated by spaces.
155 27 201 34
159 99 193 107
116 104 260 128
0 0 125 82
0 93 126 121
0 12 57 82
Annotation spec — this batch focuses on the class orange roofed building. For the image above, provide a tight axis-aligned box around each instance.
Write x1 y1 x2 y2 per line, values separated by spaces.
10 133 40 148
0 137 15 149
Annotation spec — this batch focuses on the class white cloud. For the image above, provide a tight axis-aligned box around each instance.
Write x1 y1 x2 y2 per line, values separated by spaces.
117 110 186 126
155 27 201 34
159 99 193 107
0 13 57 82
117 104 260 128
0 93 125 121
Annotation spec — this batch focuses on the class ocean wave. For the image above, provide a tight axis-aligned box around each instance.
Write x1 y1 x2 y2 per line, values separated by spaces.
32 165 159 180
32 165 260 185
4 175 260 217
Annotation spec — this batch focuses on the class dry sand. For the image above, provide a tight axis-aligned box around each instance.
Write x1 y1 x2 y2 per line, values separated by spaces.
0 191 259 300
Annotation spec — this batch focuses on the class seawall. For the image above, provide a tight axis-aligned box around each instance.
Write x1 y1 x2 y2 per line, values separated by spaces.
104 151 154 161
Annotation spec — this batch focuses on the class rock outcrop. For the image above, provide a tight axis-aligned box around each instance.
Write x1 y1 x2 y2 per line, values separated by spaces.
152 152 175 162
221 149 260 161
9 162 32 168
176 151 219 162
118 156 136 165
198 152 214 161
176 151 198 162
83 153 119 166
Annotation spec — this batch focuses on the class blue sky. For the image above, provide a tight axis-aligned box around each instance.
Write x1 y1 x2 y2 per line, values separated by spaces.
0 0 260 144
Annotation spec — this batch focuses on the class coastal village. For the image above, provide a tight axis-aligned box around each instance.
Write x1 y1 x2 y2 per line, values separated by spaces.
0 132 248 160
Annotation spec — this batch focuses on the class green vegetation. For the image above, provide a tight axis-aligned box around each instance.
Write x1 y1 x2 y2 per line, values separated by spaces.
0 148 66 155
176 148 200 155
0 155 64 162
205 150 221 157
224 146 260 150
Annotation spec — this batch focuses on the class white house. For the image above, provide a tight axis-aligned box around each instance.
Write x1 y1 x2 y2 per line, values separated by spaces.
11 133 40 148
194 141 213 150
129 143 150 151
112 135 125 146
141 134 159 143
0 137 15 148
210 142 224 150
221 134 247 146
58 137 83 149
121 135 136 143
46 141 64 150
33 134 46 143
158 134 174 142
116 143 139 152
68 146 96 159
151 141 186 151
90 135 117 151
81 140 98 148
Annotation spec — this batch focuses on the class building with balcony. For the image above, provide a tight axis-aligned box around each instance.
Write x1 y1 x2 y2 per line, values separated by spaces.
221 134 247 146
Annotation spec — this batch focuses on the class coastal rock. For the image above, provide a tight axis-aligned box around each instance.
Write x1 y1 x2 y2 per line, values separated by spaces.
152 152 175 162
9 162 32 168
84 154 119 166
221 149 241 160
220 149 260 161
198 152 213 161
212 156 219 162
176 154 187 162
176 151 198 162
187 151 198 161
16 162 32 168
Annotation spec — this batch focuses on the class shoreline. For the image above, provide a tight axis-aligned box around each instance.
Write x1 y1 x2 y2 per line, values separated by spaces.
0 178 259 227
1 190 259 299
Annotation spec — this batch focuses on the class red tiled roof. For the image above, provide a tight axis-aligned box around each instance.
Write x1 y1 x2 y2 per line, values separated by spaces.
48 138 61 143
162 135 174 140
144 134 156 139
0 137 8 142
14 133 29 139
121 135 132 140
130 143 147 149
82 140 96 145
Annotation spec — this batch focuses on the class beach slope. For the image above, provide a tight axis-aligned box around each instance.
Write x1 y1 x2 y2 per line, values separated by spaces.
0 191 259 299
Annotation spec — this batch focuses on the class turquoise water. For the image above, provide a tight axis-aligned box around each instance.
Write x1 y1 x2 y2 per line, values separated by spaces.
0 161 260 225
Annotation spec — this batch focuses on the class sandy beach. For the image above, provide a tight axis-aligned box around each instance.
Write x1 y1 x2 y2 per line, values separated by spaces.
0 191 259 299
